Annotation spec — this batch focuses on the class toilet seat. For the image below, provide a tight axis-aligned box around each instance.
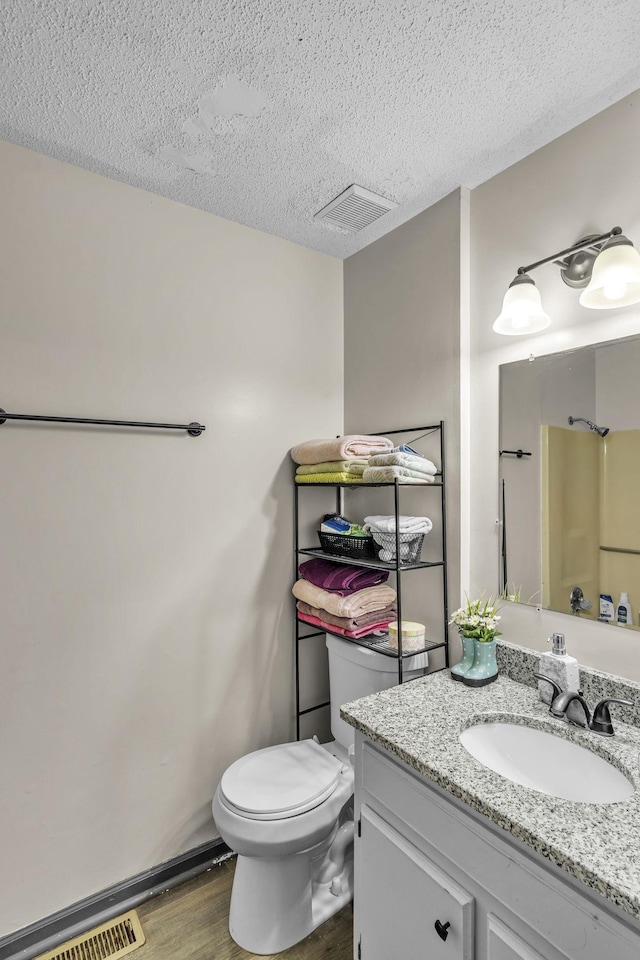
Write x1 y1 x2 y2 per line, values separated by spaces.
219 739 346 821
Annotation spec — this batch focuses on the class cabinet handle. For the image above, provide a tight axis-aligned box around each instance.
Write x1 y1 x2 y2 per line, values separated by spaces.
434 920 451 941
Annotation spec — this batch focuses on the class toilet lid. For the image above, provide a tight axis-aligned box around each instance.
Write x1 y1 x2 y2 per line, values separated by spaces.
220 740 346 820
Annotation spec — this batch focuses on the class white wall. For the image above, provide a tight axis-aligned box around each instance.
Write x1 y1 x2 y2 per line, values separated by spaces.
0 140 343 935
469 91 640 680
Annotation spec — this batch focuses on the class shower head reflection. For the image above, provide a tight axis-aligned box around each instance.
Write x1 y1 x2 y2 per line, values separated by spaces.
568 416 609 437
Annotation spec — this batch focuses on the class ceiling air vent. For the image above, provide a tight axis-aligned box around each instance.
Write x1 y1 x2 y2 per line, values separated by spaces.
36 911 145 960
314 185 397 233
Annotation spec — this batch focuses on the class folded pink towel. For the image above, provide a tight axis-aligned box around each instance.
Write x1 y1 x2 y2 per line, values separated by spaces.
292 578 396 618
297 600 397 631
297 610 394 639
291 435 393 466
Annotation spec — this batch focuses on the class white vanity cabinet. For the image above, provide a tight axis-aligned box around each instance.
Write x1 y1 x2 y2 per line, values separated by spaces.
353 735 640 960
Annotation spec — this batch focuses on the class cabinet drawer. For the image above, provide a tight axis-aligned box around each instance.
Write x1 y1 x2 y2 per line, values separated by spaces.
359 805 474 960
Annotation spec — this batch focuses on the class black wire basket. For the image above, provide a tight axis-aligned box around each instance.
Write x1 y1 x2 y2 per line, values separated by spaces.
317 531 377 560
371 532 425 564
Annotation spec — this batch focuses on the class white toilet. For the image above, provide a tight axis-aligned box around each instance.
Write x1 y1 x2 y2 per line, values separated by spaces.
213 634 427 954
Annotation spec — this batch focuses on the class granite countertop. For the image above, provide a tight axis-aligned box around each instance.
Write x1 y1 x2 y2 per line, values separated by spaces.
340 671 640 921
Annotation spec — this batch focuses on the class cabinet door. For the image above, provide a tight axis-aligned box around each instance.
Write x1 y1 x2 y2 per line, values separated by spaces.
486 915 548 960
358 806 474 960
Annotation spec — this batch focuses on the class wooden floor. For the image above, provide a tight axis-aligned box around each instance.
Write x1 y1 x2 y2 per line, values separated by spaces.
135 857 354 960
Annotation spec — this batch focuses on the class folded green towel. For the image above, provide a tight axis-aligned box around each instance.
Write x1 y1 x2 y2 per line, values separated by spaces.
296 472 364 484
296 459 367 476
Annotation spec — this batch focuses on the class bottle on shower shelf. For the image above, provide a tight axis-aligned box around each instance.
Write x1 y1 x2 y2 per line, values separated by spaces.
616 592 633 626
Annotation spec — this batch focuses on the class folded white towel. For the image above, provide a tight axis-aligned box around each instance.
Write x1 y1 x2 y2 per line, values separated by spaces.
370 531 428 562
364 515 432 534
363 514 432 562
363 466 434 483
378 543 414 562
368 452 438 475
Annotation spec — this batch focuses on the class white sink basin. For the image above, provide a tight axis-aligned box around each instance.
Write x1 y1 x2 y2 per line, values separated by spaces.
460 722 634 803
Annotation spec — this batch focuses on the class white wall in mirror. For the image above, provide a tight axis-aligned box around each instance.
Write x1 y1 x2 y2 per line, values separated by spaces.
597 338 640 428
499 345 596 606
468 89 640 682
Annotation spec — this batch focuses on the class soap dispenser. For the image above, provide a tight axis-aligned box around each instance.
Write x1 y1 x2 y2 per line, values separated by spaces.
537 633 580 705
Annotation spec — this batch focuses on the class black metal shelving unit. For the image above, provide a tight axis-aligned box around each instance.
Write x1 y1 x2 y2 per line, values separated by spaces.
294 422 449 739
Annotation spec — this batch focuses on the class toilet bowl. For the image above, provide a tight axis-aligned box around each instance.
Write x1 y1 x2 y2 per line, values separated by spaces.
212 634 428 954
213 739 354 954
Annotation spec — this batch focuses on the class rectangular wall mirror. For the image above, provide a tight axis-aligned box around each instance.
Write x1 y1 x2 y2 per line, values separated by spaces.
499 334 640 630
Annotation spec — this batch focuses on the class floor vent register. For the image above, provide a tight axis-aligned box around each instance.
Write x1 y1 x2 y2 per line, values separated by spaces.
35 911 146 960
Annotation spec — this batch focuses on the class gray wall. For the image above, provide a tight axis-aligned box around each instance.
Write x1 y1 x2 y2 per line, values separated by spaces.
343 191 463 668
0 139 343 935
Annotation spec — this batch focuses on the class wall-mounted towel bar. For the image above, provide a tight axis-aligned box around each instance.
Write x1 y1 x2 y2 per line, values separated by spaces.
600 545 640 557
499 449 532 459
0 407 206 437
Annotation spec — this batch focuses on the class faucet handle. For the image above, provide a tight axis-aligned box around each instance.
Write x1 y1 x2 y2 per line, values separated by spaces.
534 672 563 700
590 698 633 737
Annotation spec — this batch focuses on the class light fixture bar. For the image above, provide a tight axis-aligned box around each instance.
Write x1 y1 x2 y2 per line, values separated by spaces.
516 227 622 276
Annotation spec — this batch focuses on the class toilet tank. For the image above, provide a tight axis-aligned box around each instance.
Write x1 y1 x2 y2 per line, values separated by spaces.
326 633 428 751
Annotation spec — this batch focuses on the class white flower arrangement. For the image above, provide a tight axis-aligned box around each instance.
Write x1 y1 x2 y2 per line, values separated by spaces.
449 595 502 643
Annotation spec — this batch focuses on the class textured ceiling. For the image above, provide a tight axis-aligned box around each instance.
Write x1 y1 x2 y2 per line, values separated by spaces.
2 1 640 258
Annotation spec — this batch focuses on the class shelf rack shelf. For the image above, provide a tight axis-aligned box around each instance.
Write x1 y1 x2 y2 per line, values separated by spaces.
293 480 443 487
297 547 444 573
297 624 448 659
294 422 449 740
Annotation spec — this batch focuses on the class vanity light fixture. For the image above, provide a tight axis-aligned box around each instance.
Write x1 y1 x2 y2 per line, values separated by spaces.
493 226 640 335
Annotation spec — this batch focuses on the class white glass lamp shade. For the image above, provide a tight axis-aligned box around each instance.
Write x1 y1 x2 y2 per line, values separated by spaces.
493 275 551 336
579 236 640 309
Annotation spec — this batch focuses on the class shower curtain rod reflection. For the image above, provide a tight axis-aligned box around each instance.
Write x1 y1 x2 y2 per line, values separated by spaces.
0 407 206 437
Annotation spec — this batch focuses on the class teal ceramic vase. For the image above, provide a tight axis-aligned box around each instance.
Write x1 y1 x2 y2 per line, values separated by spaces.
462 639 498 687
450 635 476 682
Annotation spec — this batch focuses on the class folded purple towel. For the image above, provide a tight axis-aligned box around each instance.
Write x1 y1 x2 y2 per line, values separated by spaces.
298 557 388 595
